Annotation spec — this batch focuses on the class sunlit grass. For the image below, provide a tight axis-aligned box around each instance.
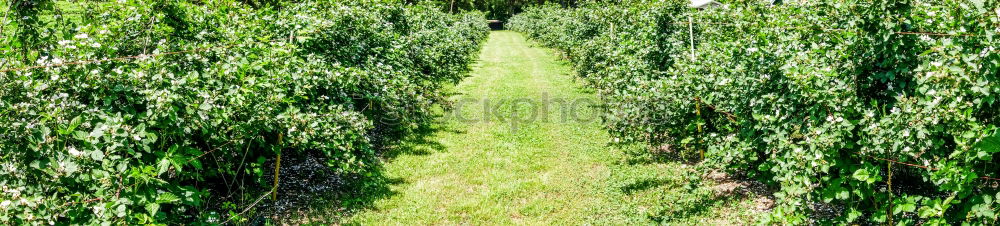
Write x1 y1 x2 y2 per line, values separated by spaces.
302 31 765 225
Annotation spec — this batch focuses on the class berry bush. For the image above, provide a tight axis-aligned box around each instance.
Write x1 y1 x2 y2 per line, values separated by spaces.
511 1 999 224
0 0 487 224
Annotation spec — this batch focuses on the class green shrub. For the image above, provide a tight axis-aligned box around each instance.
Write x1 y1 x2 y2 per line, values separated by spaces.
0 0 487 224
512 0 999 224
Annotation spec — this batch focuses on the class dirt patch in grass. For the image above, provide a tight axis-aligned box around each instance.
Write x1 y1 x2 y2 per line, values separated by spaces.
705 170 775 212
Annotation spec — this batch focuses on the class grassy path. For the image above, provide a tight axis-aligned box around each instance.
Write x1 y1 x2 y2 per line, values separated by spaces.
340 31 761 225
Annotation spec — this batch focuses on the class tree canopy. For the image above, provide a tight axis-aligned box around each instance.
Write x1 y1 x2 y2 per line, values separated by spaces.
411 0 583 20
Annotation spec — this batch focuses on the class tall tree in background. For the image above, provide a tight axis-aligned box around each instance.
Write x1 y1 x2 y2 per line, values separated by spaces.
227 0 584 20
409 0 582 20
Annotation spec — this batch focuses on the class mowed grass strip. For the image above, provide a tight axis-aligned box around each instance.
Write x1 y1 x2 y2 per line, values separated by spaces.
335 31 764 225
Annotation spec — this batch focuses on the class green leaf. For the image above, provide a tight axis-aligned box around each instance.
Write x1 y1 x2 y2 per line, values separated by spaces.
918 205 935 218
115 204 127 218
66 116 82 134
975 132 1000 154
145 203 160 215
157 157 171 176
63 161 79 174
170 155 185 174
90 150 105 161
919 198 950 218
157 193 180 204
680 137 695 145
90 124 106 138
146 132 158 144
963 131 976 139
924 218 948 226
871 209 887 222
846 208 861 222
836 189 849 200
970 0 986 13
40 126 51 139
973 203 995 218
73 131 88 141
852 168 869 182
896 200 916 213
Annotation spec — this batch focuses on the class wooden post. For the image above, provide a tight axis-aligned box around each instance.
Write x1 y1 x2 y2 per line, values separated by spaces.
887 161 894 225
696 100 703 161
449 0 455 13
688 15 696 60
272 134 283 200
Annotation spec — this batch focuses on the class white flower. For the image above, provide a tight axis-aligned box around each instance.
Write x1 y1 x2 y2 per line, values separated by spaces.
68 146 83 157
1 163 15 174
92 205 106 216
50 74 59 81
132 134 142 141
717 78 730 86
919 35 933 42
902 130 910 137
58 40 73 46
74 33 89 39
91 42 101 48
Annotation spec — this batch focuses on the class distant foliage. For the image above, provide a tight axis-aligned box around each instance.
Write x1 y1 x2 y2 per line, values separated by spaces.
413 0 583 20
0 0 487 224
511 0 999 224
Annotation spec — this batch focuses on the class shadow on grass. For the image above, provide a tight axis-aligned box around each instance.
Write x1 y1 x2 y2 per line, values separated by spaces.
609 142 700 166
255 123 462 224
607 141 772 224
379 124 462 160
645 190 743 223
620 178 674 195
257 170 405 225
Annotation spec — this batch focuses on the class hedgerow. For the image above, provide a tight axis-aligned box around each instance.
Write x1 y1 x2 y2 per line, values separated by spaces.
511 0 999 224
0 0 487 224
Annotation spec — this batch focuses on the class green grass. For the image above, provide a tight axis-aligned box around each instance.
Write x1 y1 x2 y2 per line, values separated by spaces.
301 31 766 225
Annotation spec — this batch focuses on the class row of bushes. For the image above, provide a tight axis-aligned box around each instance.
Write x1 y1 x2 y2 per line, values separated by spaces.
0 0 487 224
511 1 999 224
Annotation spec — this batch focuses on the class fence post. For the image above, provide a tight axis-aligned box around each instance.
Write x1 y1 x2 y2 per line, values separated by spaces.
688 15 695 60
887 161 894 225
272 133 283 200
696 98 703 161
